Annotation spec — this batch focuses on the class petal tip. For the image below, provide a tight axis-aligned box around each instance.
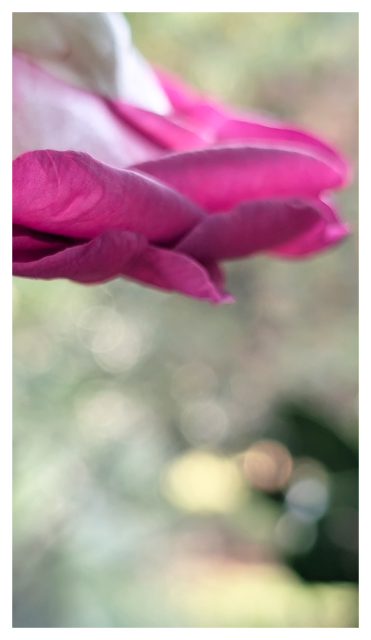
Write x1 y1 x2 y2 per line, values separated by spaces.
326 222 351 244
209 291 235 305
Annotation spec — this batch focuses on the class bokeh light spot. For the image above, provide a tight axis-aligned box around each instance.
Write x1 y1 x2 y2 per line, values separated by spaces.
286 478 329 522
243 440 293 491
161 451 245 513
74 385 146 441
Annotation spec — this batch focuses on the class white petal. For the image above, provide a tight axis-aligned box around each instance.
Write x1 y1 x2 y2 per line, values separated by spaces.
12 12 170 114
13 54 163 168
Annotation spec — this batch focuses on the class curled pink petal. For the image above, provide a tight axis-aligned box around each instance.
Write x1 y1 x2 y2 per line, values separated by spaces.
177 198 336 262
156 68 350 180
13 229 146 283
13 221 230 302
124 244 230 303
13 149 204 243
268 199 350 257
270 221 350 257
108 100 207 151
215 117 350 183
133 145 345 213
13 224 80 263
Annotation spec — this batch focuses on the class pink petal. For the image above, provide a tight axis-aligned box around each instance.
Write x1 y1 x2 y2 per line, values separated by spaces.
155 68 201 113
13 224 79 262
133 145 345 213
13 227 229 303
156 68 349 180
13 230 146 283
108 68 348 187
176 198 342 262
108 100 207 151
13 150 203 243
124 244 231 303
268 199 350 257
215 116 349 181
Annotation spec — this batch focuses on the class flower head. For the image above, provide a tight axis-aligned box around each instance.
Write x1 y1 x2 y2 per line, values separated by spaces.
12 12 350 303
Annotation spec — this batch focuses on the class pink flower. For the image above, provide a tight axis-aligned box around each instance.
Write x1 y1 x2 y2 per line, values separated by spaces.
12 13 350 303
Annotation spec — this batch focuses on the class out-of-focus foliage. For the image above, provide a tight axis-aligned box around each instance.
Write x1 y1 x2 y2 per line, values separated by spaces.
13 13 358 628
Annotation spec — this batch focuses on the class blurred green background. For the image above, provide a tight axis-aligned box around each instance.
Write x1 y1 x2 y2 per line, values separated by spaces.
13 12 358 628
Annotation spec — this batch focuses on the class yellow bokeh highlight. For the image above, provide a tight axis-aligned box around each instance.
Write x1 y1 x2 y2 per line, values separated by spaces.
161 451 245 513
